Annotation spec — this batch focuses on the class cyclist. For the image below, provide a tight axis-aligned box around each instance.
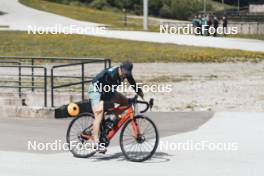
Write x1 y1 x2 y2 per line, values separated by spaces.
88 61 144 151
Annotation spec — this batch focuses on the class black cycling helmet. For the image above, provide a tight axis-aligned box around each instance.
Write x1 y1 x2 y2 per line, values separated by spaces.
120 60 133 76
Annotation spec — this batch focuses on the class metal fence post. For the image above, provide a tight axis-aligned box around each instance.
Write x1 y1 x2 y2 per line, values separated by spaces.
81 63 85 101
104 59 107 69
18 62 22 97
31 58 35 92
257 22 259 35
51 68 54 107
108 59 111 68
44 68 47 107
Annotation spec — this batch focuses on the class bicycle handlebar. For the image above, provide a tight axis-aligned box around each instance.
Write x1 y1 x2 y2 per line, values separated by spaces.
130 95 154 113
106 96 154 114
137 100 149 113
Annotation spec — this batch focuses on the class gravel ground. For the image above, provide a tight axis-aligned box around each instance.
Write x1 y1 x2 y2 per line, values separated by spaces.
1 62 264 111
131 62 264 112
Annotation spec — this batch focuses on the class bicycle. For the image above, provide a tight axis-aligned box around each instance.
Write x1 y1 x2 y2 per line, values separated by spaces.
66 95 159 162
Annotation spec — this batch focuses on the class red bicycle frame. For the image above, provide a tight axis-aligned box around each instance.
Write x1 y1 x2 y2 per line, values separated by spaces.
80 105 140 141
107 106 140 140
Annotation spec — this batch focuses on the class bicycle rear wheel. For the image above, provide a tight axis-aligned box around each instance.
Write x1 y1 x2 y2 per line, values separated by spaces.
120 115 159 162
66 113 96 158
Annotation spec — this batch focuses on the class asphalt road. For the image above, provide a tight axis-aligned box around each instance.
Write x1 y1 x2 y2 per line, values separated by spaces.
0 112 263 176
0 112 213 153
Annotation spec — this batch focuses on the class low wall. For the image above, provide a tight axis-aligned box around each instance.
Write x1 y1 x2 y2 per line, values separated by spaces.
231 22 264 34
163 22 264 34
0 92 83 118
250 4 264 13
0 106 54 119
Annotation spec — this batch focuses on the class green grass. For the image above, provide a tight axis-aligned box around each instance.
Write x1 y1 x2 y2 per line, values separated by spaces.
19 0 159 31
0 31 264 62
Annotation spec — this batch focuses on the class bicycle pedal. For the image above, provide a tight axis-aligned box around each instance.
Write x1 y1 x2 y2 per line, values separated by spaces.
98 149 107 154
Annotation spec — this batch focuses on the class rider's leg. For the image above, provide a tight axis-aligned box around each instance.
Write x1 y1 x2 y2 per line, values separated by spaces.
88 83 104 143
110 92 129 116
92 101 104 143
92 102 108 153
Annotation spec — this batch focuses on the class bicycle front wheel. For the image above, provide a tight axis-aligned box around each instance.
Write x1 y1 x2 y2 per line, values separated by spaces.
120 115 159 162
66 113 96 158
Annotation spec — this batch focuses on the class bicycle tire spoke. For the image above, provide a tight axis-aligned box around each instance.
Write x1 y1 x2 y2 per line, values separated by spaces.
121 116 158 161
67 115 96 157
124 140 138 146
142 123 152 135
123 138 136 144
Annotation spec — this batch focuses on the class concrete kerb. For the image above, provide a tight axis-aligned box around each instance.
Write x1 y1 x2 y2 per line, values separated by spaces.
0 106 55 119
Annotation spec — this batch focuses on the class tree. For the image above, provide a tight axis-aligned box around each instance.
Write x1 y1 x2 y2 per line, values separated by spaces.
89 0 109 9
159 4 172 18
149 0 163 16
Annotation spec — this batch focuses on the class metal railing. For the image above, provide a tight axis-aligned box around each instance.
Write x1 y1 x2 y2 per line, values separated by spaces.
0 57 111 107
50 59 111 107
0 56 110 92
0 60 22 97
0 64 47 106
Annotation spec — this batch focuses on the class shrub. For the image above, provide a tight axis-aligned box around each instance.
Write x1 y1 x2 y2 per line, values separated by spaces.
45 0 213 20
89 0 108 9
159 4 172 18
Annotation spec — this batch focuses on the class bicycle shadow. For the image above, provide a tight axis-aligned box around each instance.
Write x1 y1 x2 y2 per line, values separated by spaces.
91 152 172 163
0 11 7 15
